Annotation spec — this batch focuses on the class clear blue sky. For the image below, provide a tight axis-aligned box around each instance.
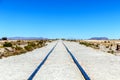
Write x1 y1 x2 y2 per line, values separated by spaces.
0 0 120 39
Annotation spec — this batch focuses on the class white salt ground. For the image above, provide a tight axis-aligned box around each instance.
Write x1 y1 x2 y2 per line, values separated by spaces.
64 41 120 80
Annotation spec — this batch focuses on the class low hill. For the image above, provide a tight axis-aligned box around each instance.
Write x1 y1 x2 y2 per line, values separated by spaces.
8 37 48 40
89 37 109 40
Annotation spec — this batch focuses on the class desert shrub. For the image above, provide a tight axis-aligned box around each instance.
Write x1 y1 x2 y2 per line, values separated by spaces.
14 46 26 54
80 41 93 47
28 42 37 47
95 44 99 47
94 44 99 49
80 41 99 49
24 45 33 51
13 49 26 55
106 45 109 48
3 42 12 47
0 53 2 59
37 40 46 47
16 40 21 45
38 40 44 44
104 41 106 43
3 52 14 57
107 50 114 54
15 46 23 50
1 40 48 58
116 44 119 50
19 49 27 53
110 44 113 47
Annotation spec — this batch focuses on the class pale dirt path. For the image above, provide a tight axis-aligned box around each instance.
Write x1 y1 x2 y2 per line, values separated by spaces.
34 40 84 80
64 41 120 80
0 41 57 80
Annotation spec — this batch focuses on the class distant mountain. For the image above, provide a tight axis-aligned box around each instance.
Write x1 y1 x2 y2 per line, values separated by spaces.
89 37 109 40
8 37 48 40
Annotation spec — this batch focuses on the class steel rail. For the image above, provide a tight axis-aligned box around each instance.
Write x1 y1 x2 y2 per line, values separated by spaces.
63 42 90 80
28 42 57 80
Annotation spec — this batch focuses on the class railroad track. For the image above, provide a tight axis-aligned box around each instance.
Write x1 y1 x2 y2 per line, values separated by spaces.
63 42 90 80
28 42 58 80
28 41 90 80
